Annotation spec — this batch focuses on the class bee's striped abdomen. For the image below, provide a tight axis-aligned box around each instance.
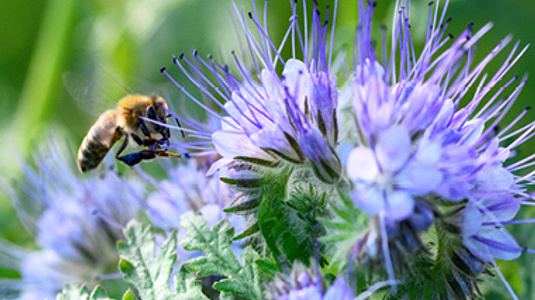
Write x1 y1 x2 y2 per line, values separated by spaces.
77 110 123 172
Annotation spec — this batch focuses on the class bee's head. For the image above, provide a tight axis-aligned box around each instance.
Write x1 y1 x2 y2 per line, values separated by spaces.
146 97 170 140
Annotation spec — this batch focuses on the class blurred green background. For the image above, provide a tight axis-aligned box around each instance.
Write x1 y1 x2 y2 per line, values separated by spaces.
0 0 534 298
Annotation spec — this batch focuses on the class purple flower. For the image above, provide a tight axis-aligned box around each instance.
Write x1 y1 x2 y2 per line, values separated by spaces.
333 0 535 297
162 1 341 183
145 160 232 230
141 160 245 262
266 261 353 300
461 195 522 262
343 0 528 221
347 125 442 221
0 137 144 299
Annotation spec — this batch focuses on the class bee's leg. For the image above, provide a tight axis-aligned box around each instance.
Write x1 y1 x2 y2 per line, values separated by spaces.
131 132 162 147
117 150 157 166
115 136 129 158
130 133 144 146
140 122 151 138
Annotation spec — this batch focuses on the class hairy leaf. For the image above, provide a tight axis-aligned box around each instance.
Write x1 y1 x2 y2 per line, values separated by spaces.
118 220 207 300
179 212 263 299
57 284 115 300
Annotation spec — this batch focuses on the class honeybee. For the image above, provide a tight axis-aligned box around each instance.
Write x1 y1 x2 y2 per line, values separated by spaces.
77 94 183 173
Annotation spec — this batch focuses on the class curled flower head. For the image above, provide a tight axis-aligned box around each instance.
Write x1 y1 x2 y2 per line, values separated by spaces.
161 0 342 184
0 137 144 299
343 2 528 221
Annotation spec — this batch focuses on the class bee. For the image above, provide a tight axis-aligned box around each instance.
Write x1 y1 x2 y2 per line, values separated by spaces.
77 94 182 173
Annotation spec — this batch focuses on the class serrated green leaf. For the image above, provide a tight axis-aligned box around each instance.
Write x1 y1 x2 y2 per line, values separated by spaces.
57 284 115 300
57 284 90 300
255 257 282 278
179 212 263 299
89 286 113 300
330 200 359 222
118 220 176 300
174 266 209 300
179 213 240 278
320 232 359 244
184 256 224 277
219 292 235 300
213 279 251 296
320 218 356 231
233 222 260 240
258 186 329 265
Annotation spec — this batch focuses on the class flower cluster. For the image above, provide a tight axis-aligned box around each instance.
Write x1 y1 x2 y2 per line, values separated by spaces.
0 138 145 299
0 0 534 299
162 0 535 298
336 1 534 296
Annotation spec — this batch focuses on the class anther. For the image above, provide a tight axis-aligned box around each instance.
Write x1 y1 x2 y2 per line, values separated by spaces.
248 12 253 19
193 49 198 56
179 53 185 59
173 55 179 64
159 67 166 73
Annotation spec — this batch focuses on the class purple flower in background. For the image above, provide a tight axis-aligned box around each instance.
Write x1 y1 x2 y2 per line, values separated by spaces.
161 0 341 183
140 160 245 262
144 160 232 230
0 137 144 299
266 261 353 300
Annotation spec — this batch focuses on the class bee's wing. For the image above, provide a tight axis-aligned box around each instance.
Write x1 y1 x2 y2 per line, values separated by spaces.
62 71 114 116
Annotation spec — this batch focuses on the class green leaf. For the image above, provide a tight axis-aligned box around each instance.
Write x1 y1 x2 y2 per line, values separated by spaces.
57 284 90 300
118 220 207 300
255 257 282 278
174 266 210 300
179 212 263 299
257 184 329 265
121 290 135 300
89 286 114 300
118 220 176 299
57 284 115 300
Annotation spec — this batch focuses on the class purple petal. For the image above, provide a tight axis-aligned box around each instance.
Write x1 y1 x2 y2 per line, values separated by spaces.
323 276 353 300
462 204 483 238
375 125 411 172
474 165 514 193
352 184 384 216
346 147 379 181
385 191 414 221
212 130 272 161
396 163 443 195
476 228 522 260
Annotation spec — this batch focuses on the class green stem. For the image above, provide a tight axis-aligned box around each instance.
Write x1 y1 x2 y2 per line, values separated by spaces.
12 0 77 153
